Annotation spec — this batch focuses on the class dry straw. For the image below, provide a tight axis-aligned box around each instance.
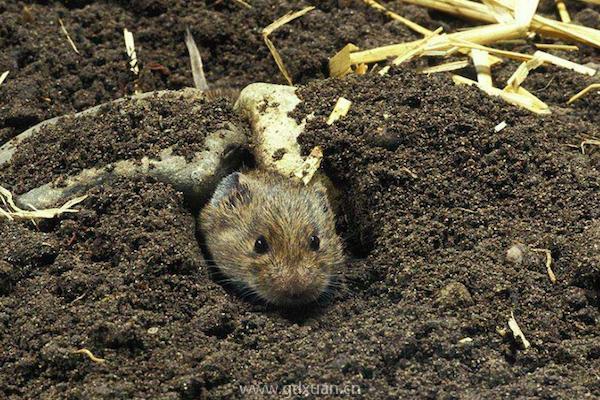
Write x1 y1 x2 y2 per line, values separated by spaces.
326 97 352 125
0 71 8 86
419 60 470 74
532 248 557 284
401 0 600 47
508 312 531 350
362 0 432 35
534 43 578 51
185 28 209 91
58 18 80 55
123 28 139 75
470 48 492 87
554 0 571 23
567 83 600 104
294 146 323 185
0 185 86 221
328 0 599 114
262 6 315 85
580 138 600 154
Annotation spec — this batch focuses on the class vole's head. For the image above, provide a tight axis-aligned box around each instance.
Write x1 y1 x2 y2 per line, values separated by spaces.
200 171 344 307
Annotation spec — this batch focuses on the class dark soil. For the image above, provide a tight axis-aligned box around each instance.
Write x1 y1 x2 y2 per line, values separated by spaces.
295 70 600 398
0 0 438 145
0 92 242 194
1 0 600 399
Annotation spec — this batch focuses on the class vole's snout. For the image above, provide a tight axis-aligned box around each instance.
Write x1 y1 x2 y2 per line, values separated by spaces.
269 268 325 305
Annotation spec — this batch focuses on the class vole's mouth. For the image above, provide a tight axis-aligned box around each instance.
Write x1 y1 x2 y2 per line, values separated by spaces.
268 293 320 307
257 279 331 308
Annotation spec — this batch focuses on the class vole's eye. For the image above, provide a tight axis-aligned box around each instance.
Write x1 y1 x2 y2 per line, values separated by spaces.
254 235 269 254
309 235 320 251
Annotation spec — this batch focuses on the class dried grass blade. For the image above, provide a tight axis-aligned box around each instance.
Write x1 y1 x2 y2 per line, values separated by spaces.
363 0 432 35
123 28 139 75
508 312 531 349
534 50 597 76
262 6 315 36
470 48 493 87
58 18 80 55
419 60 470 74
452 75 550 114
0 71 8 86
534 43 578 51
262 6 315 85
555 0 571 23
185 28 209 91
567 83 600 104
0 185 87 221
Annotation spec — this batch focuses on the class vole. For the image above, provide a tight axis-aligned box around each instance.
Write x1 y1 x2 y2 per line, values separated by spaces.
199 171 344 307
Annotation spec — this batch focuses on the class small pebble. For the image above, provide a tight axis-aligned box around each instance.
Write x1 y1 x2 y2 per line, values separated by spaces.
436 281 474 308
506 244 524 265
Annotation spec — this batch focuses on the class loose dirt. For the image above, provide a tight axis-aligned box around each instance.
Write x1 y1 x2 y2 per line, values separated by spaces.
1 0 599 398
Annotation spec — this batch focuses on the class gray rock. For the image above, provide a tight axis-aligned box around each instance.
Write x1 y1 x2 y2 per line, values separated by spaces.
1 89 248 210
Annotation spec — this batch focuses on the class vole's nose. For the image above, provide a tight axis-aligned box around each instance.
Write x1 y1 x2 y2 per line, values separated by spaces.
274 269 316 299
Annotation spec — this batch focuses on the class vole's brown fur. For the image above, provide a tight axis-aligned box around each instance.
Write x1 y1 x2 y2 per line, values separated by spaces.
199 171 344 306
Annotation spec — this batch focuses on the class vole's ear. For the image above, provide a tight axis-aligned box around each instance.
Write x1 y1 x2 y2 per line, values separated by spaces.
210 172 252 207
